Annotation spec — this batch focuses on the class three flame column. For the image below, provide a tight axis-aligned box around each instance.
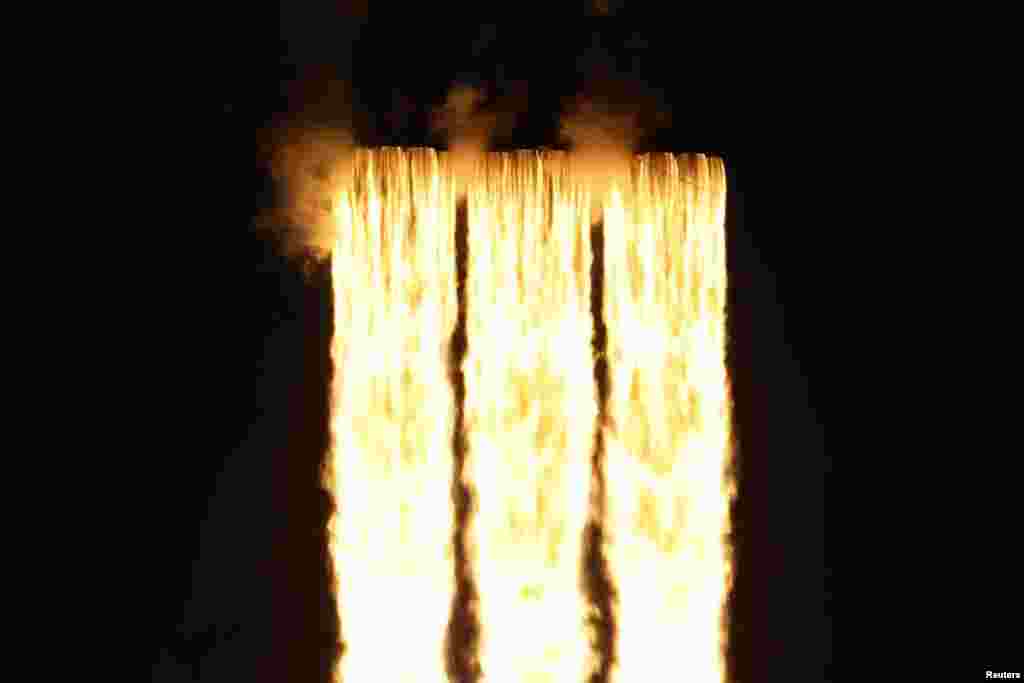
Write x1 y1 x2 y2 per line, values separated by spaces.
328 149 731 683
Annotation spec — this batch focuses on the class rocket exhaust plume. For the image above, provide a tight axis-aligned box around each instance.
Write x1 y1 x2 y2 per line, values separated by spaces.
463 151 598 682
601 154 733 683
328 148 457 683
326 148 731 682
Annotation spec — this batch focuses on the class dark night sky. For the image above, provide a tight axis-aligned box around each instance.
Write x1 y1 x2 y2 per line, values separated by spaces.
155 7 826 682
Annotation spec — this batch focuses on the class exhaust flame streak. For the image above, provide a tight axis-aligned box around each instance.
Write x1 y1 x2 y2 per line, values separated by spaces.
329 148 457 683
327 148 732 683
603 154 732 683
463 152 598 682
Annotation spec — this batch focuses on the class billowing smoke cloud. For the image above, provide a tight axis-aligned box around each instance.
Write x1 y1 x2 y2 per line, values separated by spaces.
434 85 493 150
253 66 356 267
431 83 523 195
431 84 492 194
558 42 673 221
256 125 354 265
560 95 642 224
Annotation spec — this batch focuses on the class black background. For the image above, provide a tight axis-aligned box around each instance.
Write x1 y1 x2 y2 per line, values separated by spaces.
155 6 825 682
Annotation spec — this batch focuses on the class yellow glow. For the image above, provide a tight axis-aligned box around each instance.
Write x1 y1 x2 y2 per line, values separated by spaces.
328 148 457 683
602 154 732 683
463 151 598 682
327 149 732 683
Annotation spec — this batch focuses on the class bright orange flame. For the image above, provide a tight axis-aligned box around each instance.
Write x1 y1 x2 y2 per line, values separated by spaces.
602 154 732 683
463 151 598 682
328 148 457 683
327 149 732 683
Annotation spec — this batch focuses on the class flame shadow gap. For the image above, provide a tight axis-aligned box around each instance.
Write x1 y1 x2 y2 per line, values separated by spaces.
583 216 617 683
445 198 482 683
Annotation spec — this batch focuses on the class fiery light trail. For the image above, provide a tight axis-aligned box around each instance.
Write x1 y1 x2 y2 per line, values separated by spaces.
463 151 598 682
602 154 732 683
328 148 457 683
326 148 732 683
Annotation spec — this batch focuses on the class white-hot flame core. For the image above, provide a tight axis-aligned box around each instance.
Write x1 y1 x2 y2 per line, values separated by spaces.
329 148 457 683
327 149 732 683
463 152 598 683
603 154 732 683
